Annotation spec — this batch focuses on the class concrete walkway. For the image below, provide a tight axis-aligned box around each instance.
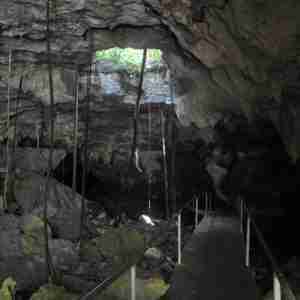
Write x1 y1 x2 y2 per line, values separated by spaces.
167 214 259 300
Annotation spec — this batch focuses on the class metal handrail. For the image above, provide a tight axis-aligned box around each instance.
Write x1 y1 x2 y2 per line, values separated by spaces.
179 194 295 300
178 192 213 215
79 192 212 299
176 192 213 265
78 217 174 300
240 199 296 300
78 256 143 300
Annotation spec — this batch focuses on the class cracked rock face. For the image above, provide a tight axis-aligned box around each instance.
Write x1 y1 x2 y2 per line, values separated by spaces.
147 0 300 159
1 0 300 159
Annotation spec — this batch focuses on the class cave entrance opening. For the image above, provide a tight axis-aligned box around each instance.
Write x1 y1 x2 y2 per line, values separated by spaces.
93 47 177 219
94 47 171 104
52 46 178 220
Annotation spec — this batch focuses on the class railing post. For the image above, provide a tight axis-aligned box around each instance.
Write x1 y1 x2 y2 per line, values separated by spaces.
195 197 199 228
205 192 208 216
240 197 244 233
246 214 251 267
177 213 182 265
130 265 136 300
273 273 281 300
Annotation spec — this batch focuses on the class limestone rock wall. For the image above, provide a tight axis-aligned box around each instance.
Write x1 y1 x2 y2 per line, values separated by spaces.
0 0 300 159
146 0 300 159
0 59 170 168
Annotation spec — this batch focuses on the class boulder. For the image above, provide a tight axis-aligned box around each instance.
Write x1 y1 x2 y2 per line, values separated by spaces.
78 226 145 284
0 277 16 300
49 210 81 241
14 148 66 174
14 170 82 240
0 214 79 291
0 148 66 174
0 257 46 292
29 274 169 300
97 271 169 300
144 248 163 261
81 226 145 269
49 240 79 272
20 214 52 257
30 284 78 300
0 215 22 258
96 227 145 265
144 247 164 269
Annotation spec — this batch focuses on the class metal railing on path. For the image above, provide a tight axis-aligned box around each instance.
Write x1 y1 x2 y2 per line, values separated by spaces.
79 192 294 300
239 197 296 300
78 191 211 300
177 193 296 300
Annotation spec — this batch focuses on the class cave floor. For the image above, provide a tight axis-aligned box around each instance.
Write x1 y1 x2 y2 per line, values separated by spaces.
167 215 259 300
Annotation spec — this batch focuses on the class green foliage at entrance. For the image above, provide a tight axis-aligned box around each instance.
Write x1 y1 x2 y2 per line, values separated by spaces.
95 48 161 73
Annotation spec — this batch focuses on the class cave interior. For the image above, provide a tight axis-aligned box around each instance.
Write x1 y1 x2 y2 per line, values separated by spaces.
1 0 300 299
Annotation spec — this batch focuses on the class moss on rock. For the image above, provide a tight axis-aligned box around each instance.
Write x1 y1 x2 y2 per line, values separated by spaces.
30 284 78 300
80 238 103 262
97 272 169 300
0 277 16 300
21 215 48 256
145 277 169 299
96 226 145 266
92 143 113 164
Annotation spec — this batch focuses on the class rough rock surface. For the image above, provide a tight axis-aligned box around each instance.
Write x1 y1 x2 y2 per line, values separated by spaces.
0 147 66 173
0 3 300 297
0 277 16 300
13 170 82 240
1 0 300 159
30 284 78 300
98 271 169 300
0 61 168 169
0 214 79 291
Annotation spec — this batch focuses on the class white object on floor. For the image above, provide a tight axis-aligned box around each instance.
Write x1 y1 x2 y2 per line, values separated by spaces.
139 214 155 226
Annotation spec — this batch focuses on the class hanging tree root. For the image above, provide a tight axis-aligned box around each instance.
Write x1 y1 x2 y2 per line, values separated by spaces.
13 75 23 153
72 70 79 195
42 0 58 283
130 48 147 170
79 30 93 245
3 48 12 212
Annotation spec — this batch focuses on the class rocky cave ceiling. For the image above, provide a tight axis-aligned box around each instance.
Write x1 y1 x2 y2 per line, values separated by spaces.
1 0 300 159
